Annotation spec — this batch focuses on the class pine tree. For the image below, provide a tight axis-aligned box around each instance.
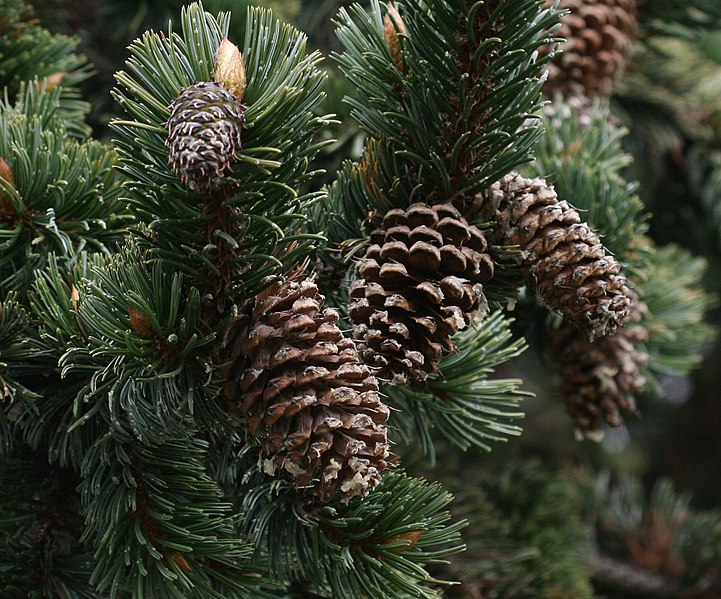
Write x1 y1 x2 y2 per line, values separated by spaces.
0 1 718 597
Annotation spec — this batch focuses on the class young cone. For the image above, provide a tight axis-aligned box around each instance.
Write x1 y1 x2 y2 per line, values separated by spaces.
221 275 390 500
481 173 632 339
542 0 637 99
350 203 493 384
165 81 244 192
548 294 649 439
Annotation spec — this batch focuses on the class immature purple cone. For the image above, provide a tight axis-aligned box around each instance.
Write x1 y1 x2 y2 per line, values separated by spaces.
481 173 632 339
220 275 390 500
165 81 244 192
350 203 494 384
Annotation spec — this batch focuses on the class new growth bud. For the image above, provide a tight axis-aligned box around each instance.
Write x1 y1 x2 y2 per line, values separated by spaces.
128 306 154 339
39 72 66 91
383 3 408 71
214 37 246 100
0 156 16 221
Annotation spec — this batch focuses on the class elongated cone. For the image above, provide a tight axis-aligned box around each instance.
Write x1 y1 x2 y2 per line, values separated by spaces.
548 294 649 439
480 172 632 339
221 276 390 500
350 203 493 383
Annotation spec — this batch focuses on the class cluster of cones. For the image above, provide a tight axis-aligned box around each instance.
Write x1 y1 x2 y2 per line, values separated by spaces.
166 0 646 500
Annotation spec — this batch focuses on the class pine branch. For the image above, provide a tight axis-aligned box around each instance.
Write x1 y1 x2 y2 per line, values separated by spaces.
112 2 329 308
578 471 721 594
238 449 466 599
0 292 51 455
0 85 130 297
80 429 269 598
334 0 562 208
386 311 528 460
0 451 98 599
636 243 715 380
425 459 595 599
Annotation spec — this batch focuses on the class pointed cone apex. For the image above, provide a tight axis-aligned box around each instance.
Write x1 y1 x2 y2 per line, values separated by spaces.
384 3 408 70
128 306 154 339
214 38 246 100
0 156 16 221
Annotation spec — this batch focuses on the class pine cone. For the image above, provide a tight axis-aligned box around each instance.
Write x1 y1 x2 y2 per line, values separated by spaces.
220 276 390 500
349 203 494 384
548 295 649 438
542 0 637 99
481 173 632 339
165 81 244 192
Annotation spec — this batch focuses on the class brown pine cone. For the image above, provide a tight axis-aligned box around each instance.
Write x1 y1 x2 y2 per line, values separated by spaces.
542 0 638 99
220 276 390 500
481 173 632 339
349 203 494 384
548 294 649 438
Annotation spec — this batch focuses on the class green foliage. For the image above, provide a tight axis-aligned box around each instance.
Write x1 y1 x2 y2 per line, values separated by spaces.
387 311 528 461
580 471 721 591
434 460 593 599
112 2 329 302
334 0 561 205
637 243 715 379
0 452 98 599
0 0 718 597
0 85 130 296
636 0 721 34
80 431 264 598
0 0 91 137
238 453 465 599
689 145 721 249
528 101 648 260
96 0 301 42
0 292 39 451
